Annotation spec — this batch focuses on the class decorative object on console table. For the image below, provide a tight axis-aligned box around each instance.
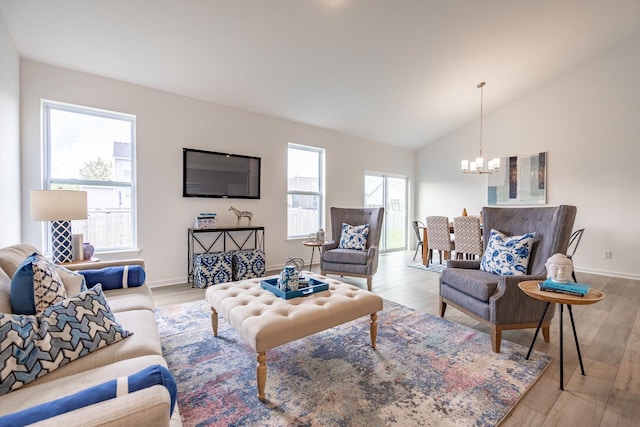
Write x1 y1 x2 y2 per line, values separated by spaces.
30 190 88 264
229 206 252 226
194 213 217 230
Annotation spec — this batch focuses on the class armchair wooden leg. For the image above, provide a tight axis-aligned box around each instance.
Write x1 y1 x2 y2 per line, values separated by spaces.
491 326 502 353
542 325 551 342
366 276 372 292
439 297 447 317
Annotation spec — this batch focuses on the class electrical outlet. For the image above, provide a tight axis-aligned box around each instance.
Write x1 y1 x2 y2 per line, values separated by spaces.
603 250 612 259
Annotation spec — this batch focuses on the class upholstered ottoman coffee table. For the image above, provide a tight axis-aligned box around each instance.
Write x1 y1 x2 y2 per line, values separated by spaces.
205 273 384 400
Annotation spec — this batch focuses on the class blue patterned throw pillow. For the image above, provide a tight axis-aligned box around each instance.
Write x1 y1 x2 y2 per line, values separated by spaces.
0 285 132 395
11 253 67 315
480 229 536 276
338 223 370 251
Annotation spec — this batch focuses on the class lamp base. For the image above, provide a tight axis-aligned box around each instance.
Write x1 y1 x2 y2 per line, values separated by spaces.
51 220 73 264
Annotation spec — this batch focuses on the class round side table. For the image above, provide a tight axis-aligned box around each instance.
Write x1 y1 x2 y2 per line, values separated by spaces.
518 280 605 390
303 240 325 272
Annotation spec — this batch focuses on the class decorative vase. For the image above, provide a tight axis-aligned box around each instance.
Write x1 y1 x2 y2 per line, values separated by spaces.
83 243 95 260
279 266 299 292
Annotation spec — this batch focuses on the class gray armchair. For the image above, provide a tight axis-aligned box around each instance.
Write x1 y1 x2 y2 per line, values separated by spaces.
439 205 577 352
320 207 385 291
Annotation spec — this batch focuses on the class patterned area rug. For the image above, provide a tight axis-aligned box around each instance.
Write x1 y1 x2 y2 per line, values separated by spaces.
407 261 447 273
156 299 550 426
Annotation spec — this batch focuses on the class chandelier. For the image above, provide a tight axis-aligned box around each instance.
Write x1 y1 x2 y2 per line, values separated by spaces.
461 82 500 174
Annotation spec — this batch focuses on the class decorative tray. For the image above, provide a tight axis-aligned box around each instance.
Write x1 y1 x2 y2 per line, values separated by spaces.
260 277 329 300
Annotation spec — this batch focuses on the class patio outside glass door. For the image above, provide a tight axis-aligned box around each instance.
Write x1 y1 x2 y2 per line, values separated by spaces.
364 173 407 252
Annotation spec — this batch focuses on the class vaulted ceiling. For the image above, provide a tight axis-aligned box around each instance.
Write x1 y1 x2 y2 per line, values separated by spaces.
1 0 639 149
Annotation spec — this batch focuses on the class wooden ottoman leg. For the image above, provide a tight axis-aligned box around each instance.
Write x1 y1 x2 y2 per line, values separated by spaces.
210 307 218 337
370 312 378 349
257 352 267 400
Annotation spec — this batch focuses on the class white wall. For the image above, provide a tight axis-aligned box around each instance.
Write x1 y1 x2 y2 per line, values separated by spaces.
0 14 20 247
416 34 640 279
20 60 415 286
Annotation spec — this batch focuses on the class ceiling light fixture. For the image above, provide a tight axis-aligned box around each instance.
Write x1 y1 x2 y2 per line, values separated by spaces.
461 82 500 174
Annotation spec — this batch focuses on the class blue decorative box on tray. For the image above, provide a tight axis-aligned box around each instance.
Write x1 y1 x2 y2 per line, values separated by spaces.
261 277 329 299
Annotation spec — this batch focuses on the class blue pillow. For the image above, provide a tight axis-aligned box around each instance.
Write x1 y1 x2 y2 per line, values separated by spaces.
338 223 369 251
79 265 146 290
0 285 132 395
0 364 177 425
480 229 536 276
11 252 67 315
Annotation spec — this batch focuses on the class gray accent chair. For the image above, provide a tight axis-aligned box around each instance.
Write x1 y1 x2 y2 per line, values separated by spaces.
439 205 577 353
320 207 385 291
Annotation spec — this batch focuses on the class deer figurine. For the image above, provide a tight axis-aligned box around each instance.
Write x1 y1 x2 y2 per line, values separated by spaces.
229 206 253 226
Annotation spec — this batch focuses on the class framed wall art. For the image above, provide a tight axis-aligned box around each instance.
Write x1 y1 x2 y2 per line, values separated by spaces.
487 152 547 205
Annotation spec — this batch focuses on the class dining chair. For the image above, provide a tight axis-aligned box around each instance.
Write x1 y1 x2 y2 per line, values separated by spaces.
453 216 482 260
411 220 425 261
566 228 585 282
425 216 454 265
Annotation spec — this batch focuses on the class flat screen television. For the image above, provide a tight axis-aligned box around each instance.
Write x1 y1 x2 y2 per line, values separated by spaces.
183 148 261 199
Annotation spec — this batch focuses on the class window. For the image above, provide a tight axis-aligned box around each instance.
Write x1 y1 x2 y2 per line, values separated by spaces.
43 101 136 252
365 172 407 251
287 144 324 238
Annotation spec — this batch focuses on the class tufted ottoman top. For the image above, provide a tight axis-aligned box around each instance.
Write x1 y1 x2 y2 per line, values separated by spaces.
205 273 383 353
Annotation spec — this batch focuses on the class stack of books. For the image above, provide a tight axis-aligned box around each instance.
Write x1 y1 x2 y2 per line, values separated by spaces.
194 213 217 230
538 279 590 297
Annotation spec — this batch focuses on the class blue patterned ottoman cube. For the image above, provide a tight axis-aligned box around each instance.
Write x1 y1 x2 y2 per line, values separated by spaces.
193 252 233 288
232 249 266 281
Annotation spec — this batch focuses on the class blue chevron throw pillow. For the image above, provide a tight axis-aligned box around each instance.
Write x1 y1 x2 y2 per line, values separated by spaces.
0 285 132 395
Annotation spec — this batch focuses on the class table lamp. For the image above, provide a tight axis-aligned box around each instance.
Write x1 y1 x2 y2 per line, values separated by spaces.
31 190 88 264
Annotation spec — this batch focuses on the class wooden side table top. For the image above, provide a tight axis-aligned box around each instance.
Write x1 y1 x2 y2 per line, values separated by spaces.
518 280 605 305
303 240 325 248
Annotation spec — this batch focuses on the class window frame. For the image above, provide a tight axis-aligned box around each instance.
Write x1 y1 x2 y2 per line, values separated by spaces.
42 100 137 252
287 143 325 239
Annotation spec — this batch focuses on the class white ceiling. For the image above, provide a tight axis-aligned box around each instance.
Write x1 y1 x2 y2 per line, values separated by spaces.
1 0 639 149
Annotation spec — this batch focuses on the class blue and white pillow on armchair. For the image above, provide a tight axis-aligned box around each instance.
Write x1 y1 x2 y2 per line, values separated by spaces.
480 229 536 276
338 223 370 251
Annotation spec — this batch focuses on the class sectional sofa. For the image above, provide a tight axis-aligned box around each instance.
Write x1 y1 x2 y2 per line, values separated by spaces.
0 243 182 426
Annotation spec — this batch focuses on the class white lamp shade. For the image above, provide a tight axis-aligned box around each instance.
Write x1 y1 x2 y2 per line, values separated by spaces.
31 190 88 221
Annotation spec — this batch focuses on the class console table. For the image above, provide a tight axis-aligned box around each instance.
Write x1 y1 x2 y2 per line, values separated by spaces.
187 226 265 283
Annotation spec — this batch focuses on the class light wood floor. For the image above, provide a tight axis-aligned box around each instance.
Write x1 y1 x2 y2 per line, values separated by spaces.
150 250 640 426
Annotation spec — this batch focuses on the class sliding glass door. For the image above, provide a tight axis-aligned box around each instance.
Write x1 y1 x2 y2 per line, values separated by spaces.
364 172 407 252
